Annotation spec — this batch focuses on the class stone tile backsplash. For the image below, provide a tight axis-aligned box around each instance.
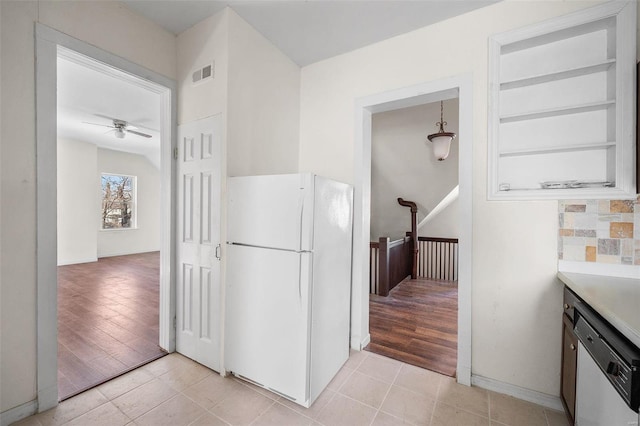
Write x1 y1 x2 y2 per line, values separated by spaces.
558 199 640 265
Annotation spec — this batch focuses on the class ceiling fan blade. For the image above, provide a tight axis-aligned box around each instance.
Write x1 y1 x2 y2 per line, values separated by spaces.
93 113 118 121
92 114 156 132
83 121 114 128
126 129 152 138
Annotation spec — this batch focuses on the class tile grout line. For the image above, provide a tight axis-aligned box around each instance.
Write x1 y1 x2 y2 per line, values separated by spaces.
367 361 405 426
487 389 492 423
427 374 445 426
203 406 232 426
313 386 341 425
271 398 318 423
247 399 277 426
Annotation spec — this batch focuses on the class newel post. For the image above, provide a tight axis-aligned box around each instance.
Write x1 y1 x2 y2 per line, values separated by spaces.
397 198 418 279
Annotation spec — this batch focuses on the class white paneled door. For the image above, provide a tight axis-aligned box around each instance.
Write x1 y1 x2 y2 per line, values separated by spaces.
176 115 222 371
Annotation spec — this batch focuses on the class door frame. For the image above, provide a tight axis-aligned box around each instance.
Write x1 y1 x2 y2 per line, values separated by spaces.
352 74 473 385
35 24 177 411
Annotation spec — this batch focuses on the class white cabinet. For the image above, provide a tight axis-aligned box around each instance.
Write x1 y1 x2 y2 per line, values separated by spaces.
488 1 637 200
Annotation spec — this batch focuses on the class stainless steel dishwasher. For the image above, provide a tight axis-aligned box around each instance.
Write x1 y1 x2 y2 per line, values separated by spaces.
573 300 639 425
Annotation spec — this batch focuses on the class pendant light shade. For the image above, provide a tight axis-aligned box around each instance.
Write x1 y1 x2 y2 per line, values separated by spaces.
427 101 456 161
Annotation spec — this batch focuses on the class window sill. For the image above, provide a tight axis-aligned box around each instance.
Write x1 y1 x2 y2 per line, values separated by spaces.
100 227 138 232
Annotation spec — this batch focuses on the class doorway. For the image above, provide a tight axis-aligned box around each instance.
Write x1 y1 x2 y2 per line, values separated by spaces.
36 25 176 410
367 99 460 376
352 76 473 386
55 49 168 399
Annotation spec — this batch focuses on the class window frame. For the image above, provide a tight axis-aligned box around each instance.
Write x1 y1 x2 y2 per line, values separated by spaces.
100 172 138 231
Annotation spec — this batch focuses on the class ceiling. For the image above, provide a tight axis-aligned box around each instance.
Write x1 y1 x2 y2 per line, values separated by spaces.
57 56 162 168
121 0 500 67
58 1 498 161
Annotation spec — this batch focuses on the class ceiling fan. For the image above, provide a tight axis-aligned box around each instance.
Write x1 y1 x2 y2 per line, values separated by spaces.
83 116 152 139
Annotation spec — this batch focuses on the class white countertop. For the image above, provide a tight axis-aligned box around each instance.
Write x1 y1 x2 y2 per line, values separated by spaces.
558 272 640 349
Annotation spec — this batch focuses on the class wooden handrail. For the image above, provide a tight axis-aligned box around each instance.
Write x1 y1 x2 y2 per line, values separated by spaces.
387 237 409 249
397 198 418 279
418 236 459 243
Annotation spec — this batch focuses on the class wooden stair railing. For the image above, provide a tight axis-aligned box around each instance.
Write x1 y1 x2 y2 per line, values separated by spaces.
377 236 412 296
397 198 418 279
417 237 459 281
369 236 459 294
369 242 380 294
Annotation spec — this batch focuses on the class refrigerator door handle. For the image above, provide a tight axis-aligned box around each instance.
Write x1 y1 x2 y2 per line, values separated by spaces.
297 190 305 252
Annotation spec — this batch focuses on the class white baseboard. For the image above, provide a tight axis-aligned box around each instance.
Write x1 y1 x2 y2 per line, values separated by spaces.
360 334 371 350
457 365 472 386
471 374 564 412
350 333 371 351
57 256 98 266
0 400 37 426
98 249 160 258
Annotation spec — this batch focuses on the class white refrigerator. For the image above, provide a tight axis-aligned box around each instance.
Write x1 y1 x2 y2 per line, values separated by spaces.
225 173 353 408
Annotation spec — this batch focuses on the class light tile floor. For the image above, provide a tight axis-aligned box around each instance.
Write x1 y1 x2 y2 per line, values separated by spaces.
14 351 569 426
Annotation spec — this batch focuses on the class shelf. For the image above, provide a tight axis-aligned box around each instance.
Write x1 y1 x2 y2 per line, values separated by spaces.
500 16 615 54
487 1 636 200
499 141 615 157
497 183 614 192
500 100 615 123
500 59 616 90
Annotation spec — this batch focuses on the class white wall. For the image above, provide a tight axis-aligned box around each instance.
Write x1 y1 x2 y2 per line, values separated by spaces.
0 0 176 414
371 99 459 240
299 0 612 397
227 9 300 176
97 148 161 257
177 9 229 126
176 8 301 177
420 198 459 238
57 141 161 264
57 138 98 265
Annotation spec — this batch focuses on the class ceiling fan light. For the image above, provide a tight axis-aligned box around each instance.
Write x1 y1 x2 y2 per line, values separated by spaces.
114 128 125 139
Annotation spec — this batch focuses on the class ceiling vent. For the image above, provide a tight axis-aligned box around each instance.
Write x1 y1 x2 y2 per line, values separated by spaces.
192 62 214 85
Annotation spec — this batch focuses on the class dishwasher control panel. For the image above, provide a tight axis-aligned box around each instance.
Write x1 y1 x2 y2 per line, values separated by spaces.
574 302 640 412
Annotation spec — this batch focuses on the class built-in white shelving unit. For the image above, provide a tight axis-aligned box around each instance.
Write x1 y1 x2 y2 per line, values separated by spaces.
488 1 636 200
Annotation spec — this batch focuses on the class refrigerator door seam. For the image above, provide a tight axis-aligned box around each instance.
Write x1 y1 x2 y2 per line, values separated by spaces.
298 255 302 299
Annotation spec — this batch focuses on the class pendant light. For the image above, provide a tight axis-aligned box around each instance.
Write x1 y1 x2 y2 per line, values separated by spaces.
427 101 456 161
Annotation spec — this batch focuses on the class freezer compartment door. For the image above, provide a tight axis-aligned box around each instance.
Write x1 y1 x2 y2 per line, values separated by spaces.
227 174 314 251
225 244 311 403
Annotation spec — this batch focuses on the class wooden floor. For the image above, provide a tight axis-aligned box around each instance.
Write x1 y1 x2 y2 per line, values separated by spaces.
366 277 458 377
57 252 166 400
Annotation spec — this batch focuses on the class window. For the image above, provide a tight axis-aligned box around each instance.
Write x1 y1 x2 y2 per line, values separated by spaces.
101 174 135 229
